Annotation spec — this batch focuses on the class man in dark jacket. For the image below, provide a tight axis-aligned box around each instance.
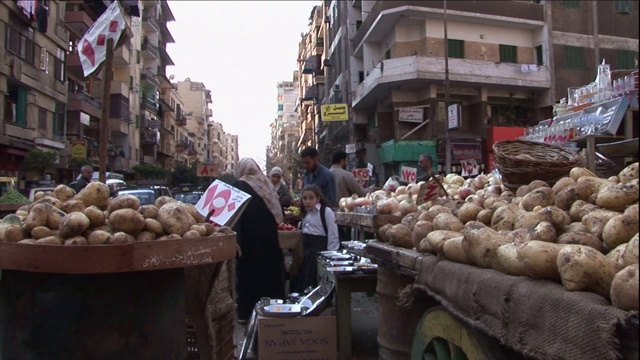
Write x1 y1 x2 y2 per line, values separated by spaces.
70 165 94 193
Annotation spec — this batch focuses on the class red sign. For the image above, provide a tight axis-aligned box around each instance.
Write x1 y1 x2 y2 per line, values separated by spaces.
451 143 482 162
460 159 479 177
417 178 446 204
400 166 417 183
197 164 219 177
351 168 369 187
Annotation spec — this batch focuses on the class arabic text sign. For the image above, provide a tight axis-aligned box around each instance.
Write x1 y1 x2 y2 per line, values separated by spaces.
195 180 251 226
400 166 417 183
460 159 479 177
398 108 424 123
417 178 446 204
321 103 349 122
351 168 369 187
141 246 214 268
197 163 219 177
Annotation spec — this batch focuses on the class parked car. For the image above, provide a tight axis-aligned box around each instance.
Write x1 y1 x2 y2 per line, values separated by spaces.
115 186 172 206
173 191 204 205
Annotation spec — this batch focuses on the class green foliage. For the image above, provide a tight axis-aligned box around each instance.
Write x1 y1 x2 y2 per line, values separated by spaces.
68 158 93 171
170 163 197 187
23 149 58 176
132 163 169 180
0 189 30 204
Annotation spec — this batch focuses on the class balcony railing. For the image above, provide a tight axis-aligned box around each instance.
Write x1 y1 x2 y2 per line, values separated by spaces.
141 67 159 87
141 115 160 129
141 12 159 32
109 94 131 122
141 97 159 114
176 115 187 126
141 40 159 58
141 128 158 144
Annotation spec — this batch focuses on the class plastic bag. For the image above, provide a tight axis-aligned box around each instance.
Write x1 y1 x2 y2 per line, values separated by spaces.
383 176 401 192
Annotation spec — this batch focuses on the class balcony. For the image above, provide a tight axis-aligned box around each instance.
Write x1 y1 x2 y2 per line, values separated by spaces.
158 46 175 66
67 91 102 119
112 158 131 172
66 51 83 76
92 80 129 98
141 68 159 88
142 12 159 33
176 140 188 152
159 117 174 135
176 115 187 126
141 128 158 145
64 10 94 38
108 94 131 135
141 97 159 114
141 40 159 59
205 108 213 119
353 55 551 109
141 115 161 129
113 42 131 67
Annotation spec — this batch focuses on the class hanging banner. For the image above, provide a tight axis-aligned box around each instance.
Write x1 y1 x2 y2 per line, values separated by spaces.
321 104 349 122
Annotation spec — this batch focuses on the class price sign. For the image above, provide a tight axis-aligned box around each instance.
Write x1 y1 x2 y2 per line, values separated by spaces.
195 180 251 227
400 166 417 183
417 178 447 204
460 159 479 177
351 168 369 187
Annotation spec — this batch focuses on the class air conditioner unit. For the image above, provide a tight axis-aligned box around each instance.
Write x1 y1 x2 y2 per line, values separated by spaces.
333 84 341 92
323 59 332 67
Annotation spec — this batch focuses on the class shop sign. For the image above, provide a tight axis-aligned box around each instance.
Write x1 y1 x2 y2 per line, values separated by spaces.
195 180 251 228
80 112 91 126
351 168 369 187
345 143 356 154
417 178 447 204
71 139 87 159
400 166 417 183
196 163 218 177
448 104 461 130
321 103 349 122
460 159 479 177
398 108 424 123
451 143 482 162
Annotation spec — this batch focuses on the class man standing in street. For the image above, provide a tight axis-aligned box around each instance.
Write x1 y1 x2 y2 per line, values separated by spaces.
330 150 368 241
69 165 94 193
416 153 435 182
300 146 336 208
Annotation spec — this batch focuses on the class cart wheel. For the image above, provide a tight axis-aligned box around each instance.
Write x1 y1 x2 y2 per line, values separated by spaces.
410 307 518 360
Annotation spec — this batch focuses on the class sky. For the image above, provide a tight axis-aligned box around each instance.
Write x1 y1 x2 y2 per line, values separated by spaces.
166 1 316 169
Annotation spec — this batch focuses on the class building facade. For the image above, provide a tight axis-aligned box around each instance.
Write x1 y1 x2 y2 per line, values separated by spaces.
268 79 300 184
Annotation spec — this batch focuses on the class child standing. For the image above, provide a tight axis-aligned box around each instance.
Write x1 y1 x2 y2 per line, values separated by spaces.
291 184 339 294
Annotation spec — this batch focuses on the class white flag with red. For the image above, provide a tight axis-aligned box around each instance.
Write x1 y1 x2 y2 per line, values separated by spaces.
78 1 128 77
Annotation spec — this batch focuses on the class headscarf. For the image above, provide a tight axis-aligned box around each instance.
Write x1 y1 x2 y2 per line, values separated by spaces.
269 166 284 189
237 158 284 224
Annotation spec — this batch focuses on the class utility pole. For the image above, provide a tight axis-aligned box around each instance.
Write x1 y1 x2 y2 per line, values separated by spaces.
443 0 451 174
98 38 114 183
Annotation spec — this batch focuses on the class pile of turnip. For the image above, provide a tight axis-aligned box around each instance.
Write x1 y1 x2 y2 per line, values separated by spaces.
377 163 639 311
0 182 233 246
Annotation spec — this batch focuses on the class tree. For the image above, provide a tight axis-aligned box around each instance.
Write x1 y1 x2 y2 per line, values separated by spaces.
170 163 197 187
132 163 169 180
68 158 93 171
23 149 58 178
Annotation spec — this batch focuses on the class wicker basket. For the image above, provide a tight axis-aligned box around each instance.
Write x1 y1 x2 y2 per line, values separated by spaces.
493 140 584 190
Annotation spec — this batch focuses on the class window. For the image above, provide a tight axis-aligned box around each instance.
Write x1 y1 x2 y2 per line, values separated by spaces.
358 71 364 83
53 102 66 137
616 50 636 69
564 45 584 69
535 44 544 65
499 45 518 63
135 115 140 128
615 0 632 14
277 104 284 111
53 48 65 82
367 113 377 131
384 49 391 60
136 50 141 64
40 47 49 73
38 107 48 131
356 20 362 30
5 24 35 65
4 85 27 127
562 0 580 8
447 39 464 59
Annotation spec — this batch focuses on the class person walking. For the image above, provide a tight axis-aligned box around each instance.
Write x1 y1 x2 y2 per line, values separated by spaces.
330 150 368 241
69 165 93 193
269 166 293 208
291 184 339 294
300 146 336 208
232 158 286 324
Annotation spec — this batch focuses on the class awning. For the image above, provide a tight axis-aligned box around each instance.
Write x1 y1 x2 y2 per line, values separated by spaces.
5 148 28 156
302 55 320 74
301 84 318 101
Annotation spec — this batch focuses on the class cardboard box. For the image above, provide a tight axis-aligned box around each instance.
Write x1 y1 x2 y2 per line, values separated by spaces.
257 315 337 360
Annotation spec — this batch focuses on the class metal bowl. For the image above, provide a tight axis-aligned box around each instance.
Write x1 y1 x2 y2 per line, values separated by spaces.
259 304 308 318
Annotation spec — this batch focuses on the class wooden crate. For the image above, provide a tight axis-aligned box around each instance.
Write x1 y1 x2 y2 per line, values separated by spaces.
335 212 403 230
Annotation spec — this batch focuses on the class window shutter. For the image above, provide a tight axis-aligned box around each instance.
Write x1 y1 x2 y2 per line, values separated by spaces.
40 48 47 71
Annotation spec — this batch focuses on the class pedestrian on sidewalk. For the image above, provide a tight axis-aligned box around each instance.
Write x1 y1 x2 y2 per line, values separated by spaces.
269 166 293 208
233 158 286 324
330 150 368 241
300 146 337 208
291 184 339 294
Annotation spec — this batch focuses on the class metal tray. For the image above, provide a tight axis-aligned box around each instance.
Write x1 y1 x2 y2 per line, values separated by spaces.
299 281 335 317
355 263 378 274
327 266 356 275
326 254 353 261
319 250 342 257
329 260 354 267
259 304 308 318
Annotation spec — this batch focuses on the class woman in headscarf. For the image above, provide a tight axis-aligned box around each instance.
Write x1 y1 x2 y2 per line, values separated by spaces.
233 158 286 323
269 166 293 208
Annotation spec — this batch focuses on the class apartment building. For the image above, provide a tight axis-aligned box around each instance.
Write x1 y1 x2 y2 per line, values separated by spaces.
267 79 300 181
223 133 239 174
175 79 212 165
319 0 638 176
0 1 70 186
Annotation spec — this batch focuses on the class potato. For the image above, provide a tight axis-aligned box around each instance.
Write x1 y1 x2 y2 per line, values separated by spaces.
618 233 639 269
490 204 522 231
569 200 599 222
442 237 469 264
529 180 550 190
190 224 207 237
526 221 557 243
181 203 206 223
87 230 112 245
59 212 91 239
602 212 639 249
554 185 581 211
433 213 464 232
24 203 51 233
557 245 618 298
35 236 63 245
28 196 61 212
461 224 509 269
155 196 177 209
109 208 146 234
520 187 555 212
537 206 571 231
377 224 393 243
3 225 25 243
136 231 157 242
425 230 462 255
74 182 111 210
516 241 565 280
44 205 66 230
182 230 201 239
505 228 529 244
582 209 621 240
108 194 141 213
33 191 46 201
401 212 420 230
93 224 113 234
31 226 53 240
496 243 528 276
61 199 86 214
54 184 76 202
559 222 590 236
618 162 639 184
203 222 216 236
552 177 575 194
83 206 106 228
515 185 532 198
417 237 436 254
217 226 234 235
411 221 433 249
158 203 196 236
112 232 135 244
557 232 605 253
575 176 612 201
595 183 639 212
514 212 542 230
570 167 596 181
610 264 639 311
386 224 413 249
421 205 452 222
476 208 494 225
64 236 87 246
138 205 159 219
17 239 36 244
143 218 165 235
158 234 182 241
457 202 483 224
608 176 620 184
463 221 486 230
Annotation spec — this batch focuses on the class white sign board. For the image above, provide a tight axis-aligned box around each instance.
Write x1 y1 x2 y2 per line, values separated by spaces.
398 108 424 123
195 180 251 227
460 159 479 177
400 166 417 183
345 143 356 154
448 103 461 130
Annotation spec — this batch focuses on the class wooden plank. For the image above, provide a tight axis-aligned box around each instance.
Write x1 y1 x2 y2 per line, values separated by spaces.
0 234 237 274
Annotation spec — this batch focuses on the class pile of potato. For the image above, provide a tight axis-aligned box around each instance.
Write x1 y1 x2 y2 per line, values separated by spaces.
0 182 232 246
377 163 639 311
